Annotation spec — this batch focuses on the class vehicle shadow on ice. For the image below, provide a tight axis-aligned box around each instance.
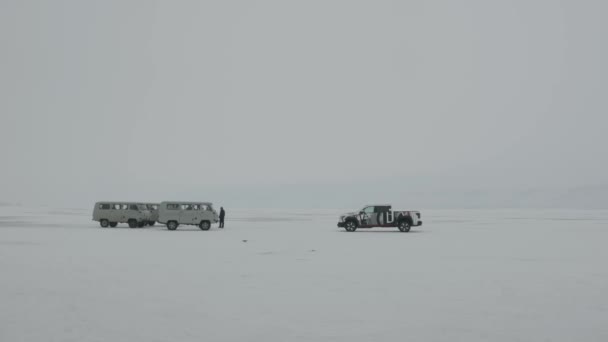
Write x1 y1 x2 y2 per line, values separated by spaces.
338 230 426 234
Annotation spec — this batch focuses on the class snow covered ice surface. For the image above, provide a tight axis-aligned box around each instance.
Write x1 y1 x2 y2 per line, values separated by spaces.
1 206 608 342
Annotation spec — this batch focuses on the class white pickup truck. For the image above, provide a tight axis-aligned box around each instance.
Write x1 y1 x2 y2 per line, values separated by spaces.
337 204 423 232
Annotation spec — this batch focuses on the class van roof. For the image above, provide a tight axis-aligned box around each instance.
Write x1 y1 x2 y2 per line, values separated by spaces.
96 201 150 205
160 201 213 205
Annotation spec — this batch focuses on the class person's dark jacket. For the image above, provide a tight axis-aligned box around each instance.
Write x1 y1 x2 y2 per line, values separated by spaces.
219 209 225 220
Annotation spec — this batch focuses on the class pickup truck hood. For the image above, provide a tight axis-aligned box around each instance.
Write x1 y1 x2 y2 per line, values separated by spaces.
341 212 358 217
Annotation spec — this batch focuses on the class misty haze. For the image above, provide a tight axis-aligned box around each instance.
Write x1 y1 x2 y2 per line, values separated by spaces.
1 1 607 341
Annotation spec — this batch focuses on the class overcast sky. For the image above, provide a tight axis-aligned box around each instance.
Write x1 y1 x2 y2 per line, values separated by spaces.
1 0 607 208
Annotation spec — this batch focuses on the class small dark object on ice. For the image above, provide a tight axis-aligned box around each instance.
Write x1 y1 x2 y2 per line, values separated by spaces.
242 239 248 243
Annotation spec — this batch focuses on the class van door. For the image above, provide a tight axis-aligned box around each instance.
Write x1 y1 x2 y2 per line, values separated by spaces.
111 204 123 222
193 204 204 224
120 204 128 222
128 204 140 221
198 204 209 223
179 204 196 224
106 204 115 222
163 203 180 223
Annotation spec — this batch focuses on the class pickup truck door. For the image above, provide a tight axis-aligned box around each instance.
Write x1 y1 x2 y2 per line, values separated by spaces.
359 206 376 227
376 209 394 226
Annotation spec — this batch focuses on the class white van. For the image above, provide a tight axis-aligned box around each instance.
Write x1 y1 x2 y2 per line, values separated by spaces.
92 202 153 228
158 202 219 230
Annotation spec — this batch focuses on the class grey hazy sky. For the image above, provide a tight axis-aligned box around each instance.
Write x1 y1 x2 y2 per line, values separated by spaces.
1 0 607 208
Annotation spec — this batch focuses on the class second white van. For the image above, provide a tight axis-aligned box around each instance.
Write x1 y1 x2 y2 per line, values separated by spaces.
158 202 219 230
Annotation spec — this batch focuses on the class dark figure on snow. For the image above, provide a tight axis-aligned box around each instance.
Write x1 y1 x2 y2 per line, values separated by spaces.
219 207 225 228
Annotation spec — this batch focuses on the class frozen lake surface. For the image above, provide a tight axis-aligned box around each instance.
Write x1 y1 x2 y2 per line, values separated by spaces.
1 205 607 341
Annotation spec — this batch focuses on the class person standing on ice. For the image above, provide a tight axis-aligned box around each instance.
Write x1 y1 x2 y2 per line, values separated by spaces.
219 207 225 228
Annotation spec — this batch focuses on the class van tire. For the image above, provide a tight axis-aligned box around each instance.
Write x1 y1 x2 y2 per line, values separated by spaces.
100 219 109 228
109 222 118 228
199 221 211 231
128 220 138 228
167 221 178 230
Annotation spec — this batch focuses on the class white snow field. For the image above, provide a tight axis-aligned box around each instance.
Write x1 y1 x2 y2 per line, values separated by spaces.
1 205 607 342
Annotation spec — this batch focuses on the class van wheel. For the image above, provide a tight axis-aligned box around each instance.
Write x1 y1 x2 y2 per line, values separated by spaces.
100 219 109 228
167 221 178 230
109 222 118 228
398 220 411 232
199 221 211 231
128 220 138 228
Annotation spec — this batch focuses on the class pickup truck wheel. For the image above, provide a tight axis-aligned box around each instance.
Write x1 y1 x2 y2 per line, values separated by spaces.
128 220 138 228
398 220 411 232
109 222 118 228
100 219 109 228
199 221 211 231
167 221 178 230
344 221 357 232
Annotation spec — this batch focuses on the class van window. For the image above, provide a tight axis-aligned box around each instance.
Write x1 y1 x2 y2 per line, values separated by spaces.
113 204 121 210
99 204 111 210
182 204 194 210
121 204 128 210
167 204 179 210
129 204 138 210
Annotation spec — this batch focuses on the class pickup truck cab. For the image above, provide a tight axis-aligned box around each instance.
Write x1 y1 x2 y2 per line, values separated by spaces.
337 204 422 232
